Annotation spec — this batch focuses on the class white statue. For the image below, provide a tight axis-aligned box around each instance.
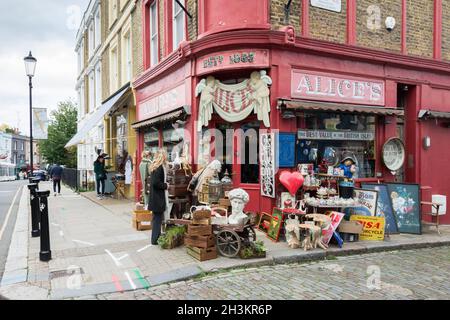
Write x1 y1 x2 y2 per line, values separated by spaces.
227 188 250 226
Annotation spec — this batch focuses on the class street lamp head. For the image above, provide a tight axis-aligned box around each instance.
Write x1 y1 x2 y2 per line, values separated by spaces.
24 51 37 77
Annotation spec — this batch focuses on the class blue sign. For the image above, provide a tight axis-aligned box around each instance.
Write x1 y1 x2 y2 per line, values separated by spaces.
277 133 296 168
361 183 399 234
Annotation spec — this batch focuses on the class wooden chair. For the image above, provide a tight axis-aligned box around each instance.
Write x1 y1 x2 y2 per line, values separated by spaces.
421 201 443 235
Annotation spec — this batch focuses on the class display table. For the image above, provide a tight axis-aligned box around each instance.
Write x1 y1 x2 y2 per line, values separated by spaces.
306 203 360 214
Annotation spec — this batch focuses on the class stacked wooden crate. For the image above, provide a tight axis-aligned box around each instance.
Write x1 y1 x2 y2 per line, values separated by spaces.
167 167 192 218
185 209 217 261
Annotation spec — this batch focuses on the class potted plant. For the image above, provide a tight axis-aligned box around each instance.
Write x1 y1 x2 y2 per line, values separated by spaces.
157 225 187 249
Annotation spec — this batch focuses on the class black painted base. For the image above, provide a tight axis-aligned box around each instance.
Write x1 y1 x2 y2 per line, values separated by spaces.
39 251 52 262
31 230 40 238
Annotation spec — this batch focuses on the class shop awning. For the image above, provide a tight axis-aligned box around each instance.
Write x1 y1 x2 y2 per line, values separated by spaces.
65 85 131 148
418 109 450 120
280 99 404 116
131 106 191 130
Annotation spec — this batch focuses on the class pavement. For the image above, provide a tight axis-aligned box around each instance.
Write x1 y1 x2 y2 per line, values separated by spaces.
0 181 449 300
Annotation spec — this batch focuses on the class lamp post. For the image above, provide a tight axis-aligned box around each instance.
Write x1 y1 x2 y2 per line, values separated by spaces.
24 51 37 176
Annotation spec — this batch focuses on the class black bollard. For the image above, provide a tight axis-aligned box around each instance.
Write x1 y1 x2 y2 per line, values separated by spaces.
37 190 52 262
27 183 40 238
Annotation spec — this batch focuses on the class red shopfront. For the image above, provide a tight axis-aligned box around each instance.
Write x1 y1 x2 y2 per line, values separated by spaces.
134 34 450 224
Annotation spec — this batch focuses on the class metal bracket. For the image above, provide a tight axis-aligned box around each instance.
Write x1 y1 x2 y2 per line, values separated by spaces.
175 0 192 19
284 0 293 23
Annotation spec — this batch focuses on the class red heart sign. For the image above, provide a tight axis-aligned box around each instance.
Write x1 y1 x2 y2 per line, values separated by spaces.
279 171 304 196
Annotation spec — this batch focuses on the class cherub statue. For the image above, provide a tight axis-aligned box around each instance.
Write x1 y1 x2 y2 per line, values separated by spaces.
248 71 272 128
227 188 250 226
195 76 217 131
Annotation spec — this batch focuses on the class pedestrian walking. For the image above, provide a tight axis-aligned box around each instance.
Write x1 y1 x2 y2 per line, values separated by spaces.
148 150 169 245
50 163 63 196
94 155 108 200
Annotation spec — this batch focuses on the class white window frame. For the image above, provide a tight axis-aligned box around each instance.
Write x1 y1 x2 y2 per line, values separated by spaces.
88 70 95 113
121 22 132 84
80 82 86 116
150 1 159 67
109 0 118 28
95 62 102 109
94 7 101 49
172 0 186 50
80 38 85 71
88 22 95 58
109 39 119 93
77 47 82 74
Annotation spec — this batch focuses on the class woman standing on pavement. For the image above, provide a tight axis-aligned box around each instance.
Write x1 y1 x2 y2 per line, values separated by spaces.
148 150 169 245
94 155 108 200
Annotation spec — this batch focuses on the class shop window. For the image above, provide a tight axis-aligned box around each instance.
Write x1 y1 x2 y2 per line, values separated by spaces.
215 123 234 179
162 121 185 162
144 126 159 155
95 62 102 108
240 122 260 184
94 7 101 49
298 113 376 178
115 113 129 174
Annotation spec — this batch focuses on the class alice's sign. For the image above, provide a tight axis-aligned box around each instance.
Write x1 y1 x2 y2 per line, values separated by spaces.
298 130 374 141
196 49 270 75
291 70 385 106
350 215 385 241
311 0 342 13
138 84 186 122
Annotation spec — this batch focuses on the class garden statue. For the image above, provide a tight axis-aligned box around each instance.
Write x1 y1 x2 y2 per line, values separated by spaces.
227 188 250 226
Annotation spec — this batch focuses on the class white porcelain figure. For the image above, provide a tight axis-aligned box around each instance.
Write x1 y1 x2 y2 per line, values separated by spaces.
227 188 250 226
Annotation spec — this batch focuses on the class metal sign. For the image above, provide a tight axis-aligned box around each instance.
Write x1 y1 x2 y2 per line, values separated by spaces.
32 108 48 140
311 0 342 13
298 130 374 141
382 138 405 172
260 132 276 198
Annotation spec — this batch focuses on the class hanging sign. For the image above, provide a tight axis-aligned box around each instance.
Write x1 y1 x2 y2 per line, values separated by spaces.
382 138 405 172
291 70 385 106
196 71 272 131
260 132 276 198
311 0 342 13
350 215 386 241
298 130 374 141
32 108 49 140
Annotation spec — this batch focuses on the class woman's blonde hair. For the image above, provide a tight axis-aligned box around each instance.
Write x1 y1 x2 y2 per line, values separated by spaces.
149 149 168 172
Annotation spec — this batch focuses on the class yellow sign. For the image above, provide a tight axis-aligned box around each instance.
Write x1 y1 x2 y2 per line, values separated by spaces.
350 215 385 241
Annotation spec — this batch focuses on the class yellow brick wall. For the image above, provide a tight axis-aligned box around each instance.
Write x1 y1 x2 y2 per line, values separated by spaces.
442 0 450 61
132 0 144 78
406 0 433 58
309 0 347 44
356 0 402 52
270 0 301 35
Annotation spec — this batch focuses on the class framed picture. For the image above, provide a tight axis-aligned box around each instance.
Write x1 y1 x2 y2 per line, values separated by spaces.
386 183 421 235
352 188 379 216
298 163 314 176
257 212 272 234
267 208 284 242
280 192 296 209
361 183 399 234
277 133 296 168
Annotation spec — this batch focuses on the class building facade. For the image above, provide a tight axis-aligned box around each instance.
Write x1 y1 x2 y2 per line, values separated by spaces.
69 0 143 197
132 0 450 224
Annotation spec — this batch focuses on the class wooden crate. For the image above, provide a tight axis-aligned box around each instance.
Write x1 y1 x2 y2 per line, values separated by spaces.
132 218 152 231
184 235 216 248
187 224 212 236
186 246 218 261
219 198 231 207
168 184 189 197
133 210 152 222
192 210 211 220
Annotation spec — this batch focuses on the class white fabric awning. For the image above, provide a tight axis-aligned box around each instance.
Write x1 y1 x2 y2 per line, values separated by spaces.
65 86 130 148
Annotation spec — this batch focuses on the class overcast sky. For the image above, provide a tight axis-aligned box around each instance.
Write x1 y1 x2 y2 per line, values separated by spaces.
0 0 90 135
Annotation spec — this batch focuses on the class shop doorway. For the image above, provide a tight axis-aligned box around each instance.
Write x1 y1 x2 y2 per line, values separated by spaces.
396 84 410 182
211 119 261 213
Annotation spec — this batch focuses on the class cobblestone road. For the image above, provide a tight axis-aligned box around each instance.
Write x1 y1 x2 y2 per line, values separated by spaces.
89 247 450 300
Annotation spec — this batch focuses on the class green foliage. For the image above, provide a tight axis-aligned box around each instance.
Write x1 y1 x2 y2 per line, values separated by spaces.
240 241 267 259
38 100 78 168
157 226 187 249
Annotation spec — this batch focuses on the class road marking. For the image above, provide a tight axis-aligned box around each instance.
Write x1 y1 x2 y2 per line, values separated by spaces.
124 271 137 290
0 186 22 241
111 275 124 293
117 254 129 261
137 244 152 253
133 269 150 289
72 239 95 246
105 249 122 267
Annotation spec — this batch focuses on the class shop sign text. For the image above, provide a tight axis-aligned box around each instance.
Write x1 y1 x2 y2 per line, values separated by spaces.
291 70 385 106
197 49 269 75
138 84 186 122
350 215 385 241
298 130 374 141
311 0 342 13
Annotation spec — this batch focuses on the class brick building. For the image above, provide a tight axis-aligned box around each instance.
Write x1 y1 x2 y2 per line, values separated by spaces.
68 0 143 198
129 0 450 224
